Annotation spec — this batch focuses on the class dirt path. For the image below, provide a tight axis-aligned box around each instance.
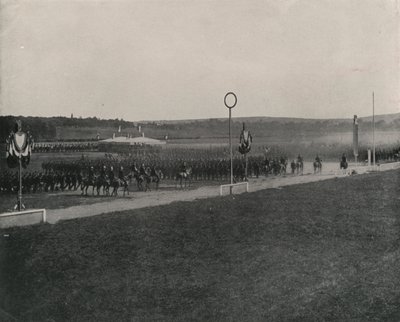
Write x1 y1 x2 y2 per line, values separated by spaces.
3 162 397 226
46 168 363 224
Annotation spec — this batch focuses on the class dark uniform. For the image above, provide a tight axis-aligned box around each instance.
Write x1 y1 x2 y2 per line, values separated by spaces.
341 154 347 163
297 154 303 163
118 167 126 185
109 167 115 182
89 167 95 181
100 166 107 179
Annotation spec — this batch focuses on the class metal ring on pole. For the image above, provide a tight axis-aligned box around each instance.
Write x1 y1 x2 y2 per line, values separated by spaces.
224 92 237 109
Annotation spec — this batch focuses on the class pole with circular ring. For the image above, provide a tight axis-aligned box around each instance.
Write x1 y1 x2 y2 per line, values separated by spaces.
224 92 237 194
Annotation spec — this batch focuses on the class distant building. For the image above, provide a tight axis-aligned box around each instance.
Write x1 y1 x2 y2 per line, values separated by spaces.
98 135 166 153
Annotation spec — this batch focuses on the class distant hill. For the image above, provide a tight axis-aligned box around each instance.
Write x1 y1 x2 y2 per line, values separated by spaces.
357 112 400 123
141 113 400 125
1 113 399 146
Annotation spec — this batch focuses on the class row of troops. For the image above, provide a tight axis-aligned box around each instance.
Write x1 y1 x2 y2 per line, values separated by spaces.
1 154 296 194
0 171 80 194
33 142 98 153
358 148 400 163
40 155 294 181
12 147 381 195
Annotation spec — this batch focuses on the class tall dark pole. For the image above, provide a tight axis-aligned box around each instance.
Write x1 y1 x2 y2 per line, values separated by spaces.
373 92 376 167
18 155 22 211
245 153 248 180
229 108 233 185
353 115 358 166
224 92 237 194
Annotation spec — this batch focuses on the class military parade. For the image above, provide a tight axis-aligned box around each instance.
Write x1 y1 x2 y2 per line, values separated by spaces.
1 142 399 196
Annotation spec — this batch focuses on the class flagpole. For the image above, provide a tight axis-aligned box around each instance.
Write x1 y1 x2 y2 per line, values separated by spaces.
224 92 237 195
372 92 375 168
18 155 22 211
229 107 232 187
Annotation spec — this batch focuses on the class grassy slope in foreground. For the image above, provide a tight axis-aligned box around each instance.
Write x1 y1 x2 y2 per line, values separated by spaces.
0 170 399 321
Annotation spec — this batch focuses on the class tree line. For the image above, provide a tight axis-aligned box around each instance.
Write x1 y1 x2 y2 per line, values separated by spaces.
1 115 399 142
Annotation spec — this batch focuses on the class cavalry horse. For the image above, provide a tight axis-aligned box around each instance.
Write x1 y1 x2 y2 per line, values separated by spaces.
313 160 322 174
176 167 192 188
147 167 163 191
264 159 287 176
340 159 348 171
131 170 150 192
296 160 304 175
109 177 129 197
279 158 288 175
81 175 109 196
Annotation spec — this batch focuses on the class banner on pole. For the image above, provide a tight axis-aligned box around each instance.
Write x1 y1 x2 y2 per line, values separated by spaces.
5 120 34 168
353 115 358 158
239 123 252 155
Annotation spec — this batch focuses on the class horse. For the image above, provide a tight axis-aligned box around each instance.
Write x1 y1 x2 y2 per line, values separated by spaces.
110 177 129 197
147 167 163 190
81 175 96 196
340 160 348 170
313 160 322 174
131 170 150 192
279 159 288 175
264 162 271 177
290 161 296 175
271 160 281 176
296 160 304 175
176 167 192 188
81 175 108 196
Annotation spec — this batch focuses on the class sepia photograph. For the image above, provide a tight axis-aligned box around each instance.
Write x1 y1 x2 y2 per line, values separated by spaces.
0 0 399 320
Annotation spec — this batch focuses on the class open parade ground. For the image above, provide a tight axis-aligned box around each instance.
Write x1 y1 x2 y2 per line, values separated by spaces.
0 168 399 321
1 1 399 320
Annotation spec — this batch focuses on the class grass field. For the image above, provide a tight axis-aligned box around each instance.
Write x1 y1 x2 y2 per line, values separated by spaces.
0 170 399 321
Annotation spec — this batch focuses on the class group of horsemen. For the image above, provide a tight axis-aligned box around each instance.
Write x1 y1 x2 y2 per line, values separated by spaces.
82 162 163 194
1 152 352 195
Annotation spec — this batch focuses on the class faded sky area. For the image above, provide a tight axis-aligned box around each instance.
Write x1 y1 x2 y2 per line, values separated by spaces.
0 0 399 121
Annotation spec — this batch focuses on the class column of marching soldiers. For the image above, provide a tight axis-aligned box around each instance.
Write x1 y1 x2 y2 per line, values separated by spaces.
33 142 98 153
1 146 399 194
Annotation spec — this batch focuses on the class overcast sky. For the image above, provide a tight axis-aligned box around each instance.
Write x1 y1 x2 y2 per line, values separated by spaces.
1 0 399 121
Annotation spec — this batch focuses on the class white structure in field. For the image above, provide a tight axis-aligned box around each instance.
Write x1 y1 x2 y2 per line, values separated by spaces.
100 135 166 146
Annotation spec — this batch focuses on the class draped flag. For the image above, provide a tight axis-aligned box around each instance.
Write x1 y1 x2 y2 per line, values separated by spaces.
239 123 252 154
6 120 34 168
353 115 358 158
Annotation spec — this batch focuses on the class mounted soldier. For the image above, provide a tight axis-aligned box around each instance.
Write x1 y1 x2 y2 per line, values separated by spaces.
340 153 348 170
180 161 188 178
291 160 296 174
88 166 95 181
108 166 115 182
131 162 138 173
117 166 127 186
100 165 107 179
297 154 303 164
296 154 304 175
314 155 322 174
139 163 147 177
